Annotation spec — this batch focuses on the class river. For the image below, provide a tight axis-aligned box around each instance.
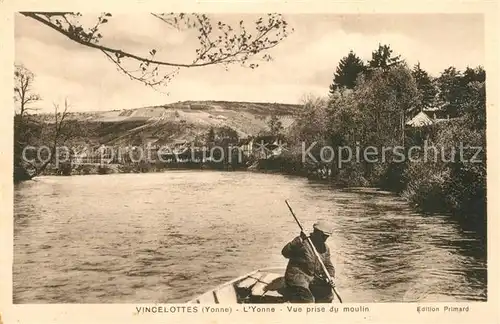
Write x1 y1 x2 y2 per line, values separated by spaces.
13 170 487 303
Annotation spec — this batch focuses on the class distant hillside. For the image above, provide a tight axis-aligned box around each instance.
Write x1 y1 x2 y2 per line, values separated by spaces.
37 100 302 147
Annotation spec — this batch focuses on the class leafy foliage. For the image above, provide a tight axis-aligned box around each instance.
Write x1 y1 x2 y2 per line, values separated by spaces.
284 43 486 227
412 62 437 108
215 126 239 145
367 44 403 71
267 114 284 136
435 65 486 119
206 127 216 144
329 51 366 93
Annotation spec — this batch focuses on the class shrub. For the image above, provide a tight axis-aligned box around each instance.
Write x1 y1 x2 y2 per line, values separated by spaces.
402 162 451 213
97 165 112 175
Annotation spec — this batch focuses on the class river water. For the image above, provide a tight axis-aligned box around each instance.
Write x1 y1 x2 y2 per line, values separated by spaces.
13 170 487 303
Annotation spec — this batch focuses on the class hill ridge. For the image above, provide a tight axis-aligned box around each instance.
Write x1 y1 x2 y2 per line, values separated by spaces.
34 99 301 147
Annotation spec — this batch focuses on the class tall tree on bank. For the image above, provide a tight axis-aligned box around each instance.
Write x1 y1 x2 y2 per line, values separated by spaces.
329 50 366 94
14 64 41 119
456 66 485 125
412 62 437 108
353 64 419 147
368 44 403 72
20 12 293 92
14 65 41 168
435 65 486 119
13 65 76 181
435 66 463 117
462 66 486 84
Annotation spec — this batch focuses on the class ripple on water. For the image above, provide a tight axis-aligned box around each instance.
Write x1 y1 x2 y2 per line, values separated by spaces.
13 171 487 303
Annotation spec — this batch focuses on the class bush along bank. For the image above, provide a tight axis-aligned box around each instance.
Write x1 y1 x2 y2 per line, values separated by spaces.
265 50 486 236
262 121 486 237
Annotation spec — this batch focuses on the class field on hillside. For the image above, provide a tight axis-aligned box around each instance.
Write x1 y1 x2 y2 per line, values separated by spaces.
33 101 301 147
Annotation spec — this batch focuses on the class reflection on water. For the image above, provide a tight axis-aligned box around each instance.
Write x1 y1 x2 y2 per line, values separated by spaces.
13 171 486 303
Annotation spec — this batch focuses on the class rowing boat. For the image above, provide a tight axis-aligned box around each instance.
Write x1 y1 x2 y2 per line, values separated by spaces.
187 267 289 304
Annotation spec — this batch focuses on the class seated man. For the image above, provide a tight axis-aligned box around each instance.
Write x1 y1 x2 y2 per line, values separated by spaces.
281 220 336 303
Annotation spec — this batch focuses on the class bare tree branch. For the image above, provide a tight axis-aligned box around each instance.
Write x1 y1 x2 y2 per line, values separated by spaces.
14 64 41 119
20 12 293 90
34 99 72 176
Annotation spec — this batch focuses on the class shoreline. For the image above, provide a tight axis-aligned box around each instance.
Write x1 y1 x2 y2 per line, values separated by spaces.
15 161 486 238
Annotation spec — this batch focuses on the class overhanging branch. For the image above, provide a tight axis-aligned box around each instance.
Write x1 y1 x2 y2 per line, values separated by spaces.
20 12 293 90
21 12 290 68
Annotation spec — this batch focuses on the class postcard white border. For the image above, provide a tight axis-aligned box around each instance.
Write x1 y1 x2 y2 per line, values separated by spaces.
1 1 498 323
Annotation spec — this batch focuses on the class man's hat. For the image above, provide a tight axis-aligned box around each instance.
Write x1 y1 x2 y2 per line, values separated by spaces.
313 220 334 235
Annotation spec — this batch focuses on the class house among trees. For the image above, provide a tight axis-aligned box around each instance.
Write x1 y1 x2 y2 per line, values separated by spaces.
72 147 91 164
71 145 111 164
250 134 286 159
238 137 254 157
406 106 451 128
406 111 435 127
422 107 450 121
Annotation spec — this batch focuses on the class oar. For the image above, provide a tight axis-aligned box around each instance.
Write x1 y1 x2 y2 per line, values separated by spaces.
285 200 343 303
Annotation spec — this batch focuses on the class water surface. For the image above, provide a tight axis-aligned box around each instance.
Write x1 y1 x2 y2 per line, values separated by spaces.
13 171 487 303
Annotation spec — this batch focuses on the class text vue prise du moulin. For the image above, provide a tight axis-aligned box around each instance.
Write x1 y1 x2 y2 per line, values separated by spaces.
135 305 370 314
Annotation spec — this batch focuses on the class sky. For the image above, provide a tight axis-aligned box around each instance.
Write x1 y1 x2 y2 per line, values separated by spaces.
15 13 485 113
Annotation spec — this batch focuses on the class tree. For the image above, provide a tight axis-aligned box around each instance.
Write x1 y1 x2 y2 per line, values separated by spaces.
14 98 74 181
435 65 486 119
286 94 329 171
14 65 42 170
461 80 486 129
31 100 73 173
412 62 437 108
435 66 463 117
292 94 329 144
267 114 284 136
14 64 41 119
206 127 216 145
459 66 486 128
329 50 366 94
21 12 293 91
346 64 419 148
367 44 403 72
216 126 239 145
462 66 486 84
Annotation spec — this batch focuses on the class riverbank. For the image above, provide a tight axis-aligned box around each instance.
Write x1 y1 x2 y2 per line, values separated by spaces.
15 156 485 238
31 161 249 177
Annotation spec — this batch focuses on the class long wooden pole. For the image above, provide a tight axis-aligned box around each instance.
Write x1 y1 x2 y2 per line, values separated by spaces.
285 200 343 303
